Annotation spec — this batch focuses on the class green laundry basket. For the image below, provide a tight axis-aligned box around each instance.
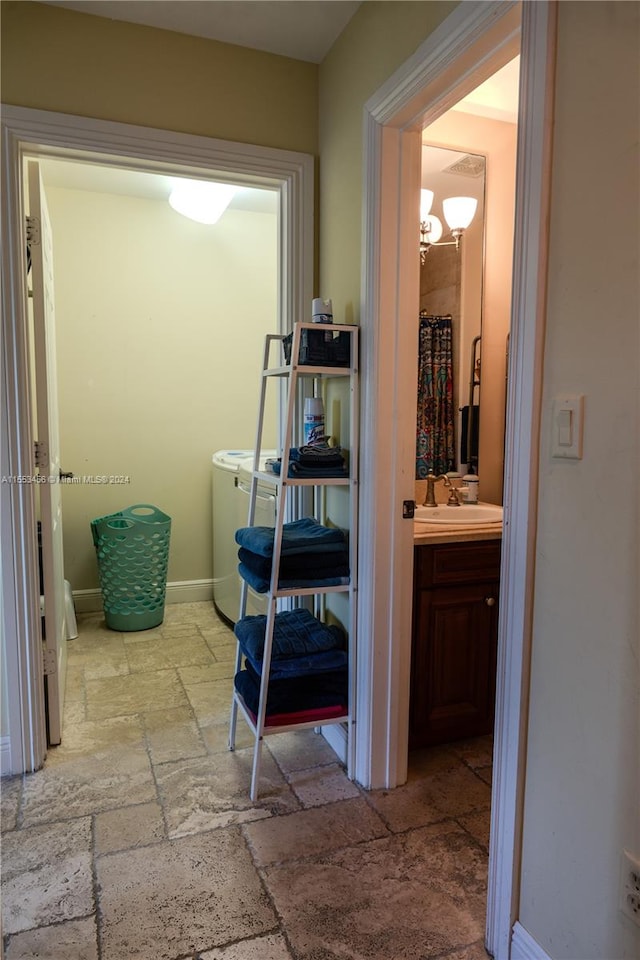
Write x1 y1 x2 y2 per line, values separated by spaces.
91 504 171 631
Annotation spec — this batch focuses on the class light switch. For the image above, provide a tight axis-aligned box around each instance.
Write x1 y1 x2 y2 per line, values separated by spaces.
552 395 584 459
557 408 572 446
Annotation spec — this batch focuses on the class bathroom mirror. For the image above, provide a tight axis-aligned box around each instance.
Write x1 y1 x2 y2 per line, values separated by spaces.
416 145 486 478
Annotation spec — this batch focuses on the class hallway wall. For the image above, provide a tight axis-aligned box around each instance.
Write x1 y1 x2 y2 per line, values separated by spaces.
1 1 318 156
519 3 639 956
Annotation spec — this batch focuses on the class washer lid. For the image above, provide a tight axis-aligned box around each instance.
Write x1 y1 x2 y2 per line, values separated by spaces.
212 449 254 472
238 451 278 484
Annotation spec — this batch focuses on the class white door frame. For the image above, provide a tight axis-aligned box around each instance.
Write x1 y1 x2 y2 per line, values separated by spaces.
0 106 314 775
357 1 556 957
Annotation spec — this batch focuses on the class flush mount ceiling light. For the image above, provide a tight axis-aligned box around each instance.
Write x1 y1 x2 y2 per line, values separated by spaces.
419 189 477 264
168 179 236 224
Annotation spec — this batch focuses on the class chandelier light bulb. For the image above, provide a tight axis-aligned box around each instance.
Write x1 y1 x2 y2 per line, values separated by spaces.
442 196 477 232
420 189 434 221
422 214 443 244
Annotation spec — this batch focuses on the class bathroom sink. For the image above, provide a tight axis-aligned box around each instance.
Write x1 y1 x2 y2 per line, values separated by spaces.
414 502 503 524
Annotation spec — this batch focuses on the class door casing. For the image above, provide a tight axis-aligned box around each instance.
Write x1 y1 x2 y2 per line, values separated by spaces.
0 108 314 774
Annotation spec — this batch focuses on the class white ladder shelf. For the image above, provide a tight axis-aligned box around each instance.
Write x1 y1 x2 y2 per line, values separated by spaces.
228 321 359 800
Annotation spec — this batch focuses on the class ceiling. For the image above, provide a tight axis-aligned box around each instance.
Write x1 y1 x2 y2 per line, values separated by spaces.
39 160 279 214
39 0 363 63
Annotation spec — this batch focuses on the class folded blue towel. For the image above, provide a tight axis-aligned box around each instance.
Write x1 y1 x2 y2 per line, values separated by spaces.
292 444 343 460
240 644 348 680
235 608 346 659
238 547 349 581
239 562 349 594
235 663 348 715
271 461 349 479
290 445 345 465
235 517 346 558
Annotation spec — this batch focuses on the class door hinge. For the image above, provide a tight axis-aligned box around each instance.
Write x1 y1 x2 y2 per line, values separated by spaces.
43 647 57 676
26 216 41 246
34 439 48 468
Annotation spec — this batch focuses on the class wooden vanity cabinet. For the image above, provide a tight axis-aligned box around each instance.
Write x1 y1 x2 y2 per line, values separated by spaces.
409 539 501 749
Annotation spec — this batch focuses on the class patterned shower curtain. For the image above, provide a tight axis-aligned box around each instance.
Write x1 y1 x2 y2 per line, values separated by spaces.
416 316 455 478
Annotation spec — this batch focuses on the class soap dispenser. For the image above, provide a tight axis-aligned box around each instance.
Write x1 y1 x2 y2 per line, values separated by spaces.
462 474 479 503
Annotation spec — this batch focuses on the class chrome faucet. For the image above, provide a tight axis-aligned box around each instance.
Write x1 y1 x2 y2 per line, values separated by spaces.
422 472 449 507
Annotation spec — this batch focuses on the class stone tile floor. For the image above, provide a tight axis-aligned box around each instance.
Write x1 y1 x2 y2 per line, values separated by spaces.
1 602 493 960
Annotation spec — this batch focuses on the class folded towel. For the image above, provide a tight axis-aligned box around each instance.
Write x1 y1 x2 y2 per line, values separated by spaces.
234 664 348 715
235 608 346 660
235 518 347 558
240 644 348 680
239 562 350 594
290 445 345 465
271 461 349 479
238 547 349 582
294 443 342 458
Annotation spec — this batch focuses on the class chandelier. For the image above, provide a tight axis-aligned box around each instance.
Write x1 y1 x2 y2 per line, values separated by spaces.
420 189 477 264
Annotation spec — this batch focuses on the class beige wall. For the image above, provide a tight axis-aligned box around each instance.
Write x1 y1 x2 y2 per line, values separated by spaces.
1 1 318 156
46 184 277 591
519 3 639 957
318 1 456 322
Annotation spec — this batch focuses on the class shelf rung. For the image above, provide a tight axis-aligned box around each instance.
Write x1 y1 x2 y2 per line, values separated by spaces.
263 364 353 377
269 583 350 598
251 470 350 487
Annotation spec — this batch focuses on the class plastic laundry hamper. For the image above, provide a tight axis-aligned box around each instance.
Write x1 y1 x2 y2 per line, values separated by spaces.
91 504 171 631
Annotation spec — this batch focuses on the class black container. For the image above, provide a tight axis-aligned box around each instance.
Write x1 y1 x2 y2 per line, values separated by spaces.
283 329 351 367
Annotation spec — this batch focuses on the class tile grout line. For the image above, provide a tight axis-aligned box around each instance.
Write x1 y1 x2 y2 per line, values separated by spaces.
90 814 105 960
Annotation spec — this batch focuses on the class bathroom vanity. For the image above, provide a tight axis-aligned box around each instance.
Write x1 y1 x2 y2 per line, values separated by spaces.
410 522 502 749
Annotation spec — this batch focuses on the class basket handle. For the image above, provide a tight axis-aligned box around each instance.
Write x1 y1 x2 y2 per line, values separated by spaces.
121 504 170 524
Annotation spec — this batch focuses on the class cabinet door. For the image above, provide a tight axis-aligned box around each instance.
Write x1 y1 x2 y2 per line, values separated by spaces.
410 581 498 748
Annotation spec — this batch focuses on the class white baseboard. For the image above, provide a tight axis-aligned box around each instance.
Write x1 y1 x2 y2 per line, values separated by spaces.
321 722 347 765
72 579 214 613
511 922 553 960
1 736 12 777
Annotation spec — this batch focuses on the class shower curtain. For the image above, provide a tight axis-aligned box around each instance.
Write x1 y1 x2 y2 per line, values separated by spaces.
416 316 455 478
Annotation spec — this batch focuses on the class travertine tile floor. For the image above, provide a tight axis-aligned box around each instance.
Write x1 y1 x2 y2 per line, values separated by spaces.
1 602 493 960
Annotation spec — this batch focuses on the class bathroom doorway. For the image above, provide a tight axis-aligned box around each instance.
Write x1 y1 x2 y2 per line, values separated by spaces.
357 2 556 954
409 58 521 750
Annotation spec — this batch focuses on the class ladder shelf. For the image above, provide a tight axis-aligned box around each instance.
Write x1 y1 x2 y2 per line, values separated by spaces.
228 321 359 800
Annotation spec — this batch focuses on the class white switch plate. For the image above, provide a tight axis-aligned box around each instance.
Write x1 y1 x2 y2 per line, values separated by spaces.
551 394 584 459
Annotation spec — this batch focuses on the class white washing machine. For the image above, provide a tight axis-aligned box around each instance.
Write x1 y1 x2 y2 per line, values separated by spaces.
211 449 276 625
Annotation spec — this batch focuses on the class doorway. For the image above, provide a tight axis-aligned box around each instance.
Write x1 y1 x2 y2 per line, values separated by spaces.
28 155 280 739
1 108 314 775
409 55 520 754
357 2 556 955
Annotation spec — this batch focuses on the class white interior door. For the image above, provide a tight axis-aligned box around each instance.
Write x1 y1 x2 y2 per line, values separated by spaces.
28 159 67 746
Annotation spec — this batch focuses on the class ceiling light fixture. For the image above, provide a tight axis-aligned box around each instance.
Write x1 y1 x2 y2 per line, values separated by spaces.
168 179 236 224
420 189 477 264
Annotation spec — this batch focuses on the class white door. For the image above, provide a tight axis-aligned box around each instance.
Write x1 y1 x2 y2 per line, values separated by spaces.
28 159 67 746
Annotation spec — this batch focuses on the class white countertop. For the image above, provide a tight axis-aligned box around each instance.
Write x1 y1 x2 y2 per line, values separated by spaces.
413 521 502 545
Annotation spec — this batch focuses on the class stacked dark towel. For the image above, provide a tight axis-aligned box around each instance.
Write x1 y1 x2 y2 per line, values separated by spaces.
234 608 347 679
270 445 348 479
235 661 348 716
236 518 349 593
238 548 349 581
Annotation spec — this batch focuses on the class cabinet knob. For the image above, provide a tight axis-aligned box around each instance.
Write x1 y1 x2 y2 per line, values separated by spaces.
485 597 496 607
